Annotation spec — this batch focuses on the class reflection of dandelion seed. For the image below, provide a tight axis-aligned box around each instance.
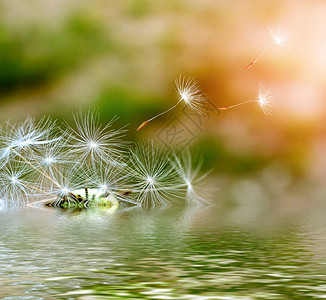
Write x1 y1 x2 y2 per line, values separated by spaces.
137 75 207 131
245 25 293 70
218 82 274 115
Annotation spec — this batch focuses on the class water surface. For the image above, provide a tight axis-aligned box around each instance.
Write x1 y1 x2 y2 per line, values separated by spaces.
1 203 326 299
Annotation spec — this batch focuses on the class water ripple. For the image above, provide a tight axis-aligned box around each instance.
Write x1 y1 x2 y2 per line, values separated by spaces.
1 205 326 299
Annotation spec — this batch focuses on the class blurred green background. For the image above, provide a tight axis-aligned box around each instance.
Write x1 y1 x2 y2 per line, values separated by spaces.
0 0 325 202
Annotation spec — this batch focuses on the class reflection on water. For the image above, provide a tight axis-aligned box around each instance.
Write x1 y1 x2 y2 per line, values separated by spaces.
1 203 326 299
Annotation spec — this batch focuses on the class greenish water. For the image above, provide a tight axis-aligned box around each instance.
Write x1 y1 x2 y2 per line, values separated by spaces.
1 204 326 299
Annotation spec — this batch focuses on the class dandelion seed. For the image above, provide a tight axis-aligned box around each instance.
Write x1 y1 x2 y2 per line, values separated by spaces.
137 121 149 132
174 151 210 206
0 117 57 165
66 109 127 166
45 157 53 164
218 82 274 115
137 75 207 131
245 25 293 70
125 140 182 207
25 139 70 183
147 176 155 184
268 25 293 49
175 75 208 115
0 161 34 205
91 160 137 204
46 164 89 207
257 82 274 115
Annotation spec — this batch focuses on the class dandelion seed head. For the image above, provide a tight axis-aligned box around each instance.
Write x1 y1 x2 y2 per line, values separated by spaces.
45 157 54 164
90 141 98 149
62 187 69 194
36 143 66 167
147 176 155 185
185 177 194 194
66 110 127 166
56 185 75 200
258 82 274 115
89 160 130 204
20 139 31 147
268 25 293 50
174 151 210 206
0 117 57 165
125 140 182 207
45 163 89 205
175 75 207 115
0 162 33 205
185 178 192 189
180 92 190 103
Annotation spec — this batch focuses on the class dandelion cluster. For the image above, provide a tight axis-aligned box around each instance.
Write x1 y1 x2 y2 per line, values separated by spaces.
0 111 208 209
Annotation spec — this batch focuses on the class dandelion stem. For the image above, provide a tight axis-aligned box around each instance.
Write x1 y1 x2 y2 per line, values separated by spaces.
218 100 257 111
245 43 275 69
129 183 189 193
245 25 292 70
147 98 183 123
21 182 51 195
27 196 58 207
137 98 183 131
52 164 65 178
85 187 89 200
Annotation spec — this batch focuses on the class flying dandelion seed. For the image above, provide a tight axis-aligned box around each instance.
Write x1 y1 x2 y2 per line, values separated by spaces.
218 82 274 115
137 75 207 131
245 25 293 70
257 82 274 115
